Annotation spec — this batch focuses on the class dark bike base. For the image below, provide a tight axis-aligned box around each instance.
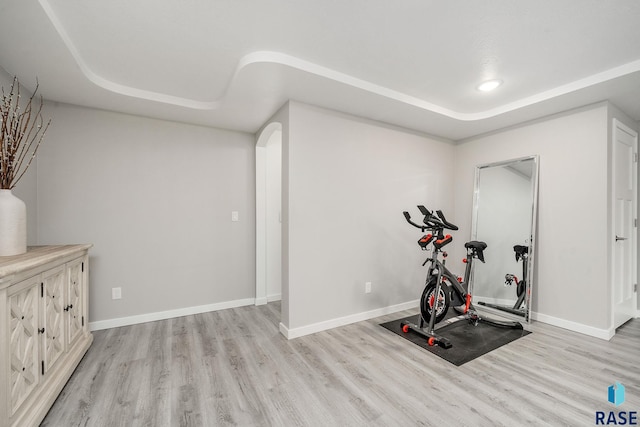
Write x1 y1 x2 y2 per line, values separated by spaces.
380 313 531 366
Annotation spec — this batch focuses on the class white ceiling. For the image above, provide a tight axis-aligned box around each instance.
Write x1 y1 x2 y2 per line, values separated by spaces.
1 0 639 140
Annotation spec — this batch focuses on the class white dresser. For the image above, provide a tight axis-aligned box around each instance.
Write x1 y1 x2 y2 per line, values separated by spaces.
0 245 93 427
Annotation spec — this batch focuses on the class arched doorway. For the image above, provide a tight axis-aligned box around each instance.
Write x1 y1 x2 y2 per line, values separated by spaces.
256 122 282 305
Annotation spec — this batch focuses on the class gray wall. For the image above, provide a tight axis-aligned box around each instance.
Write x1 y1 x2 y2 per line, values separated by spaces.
284 102 455 332
36 103 256 324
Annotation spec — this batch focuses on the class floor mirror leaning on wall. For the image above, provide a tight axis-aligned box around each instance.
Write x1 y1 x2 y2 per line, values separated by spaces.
471 156 539 323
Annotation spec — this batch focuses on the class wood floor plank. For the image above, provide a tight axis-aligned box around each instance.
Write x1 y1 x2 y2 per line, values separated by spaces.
41 303 640 426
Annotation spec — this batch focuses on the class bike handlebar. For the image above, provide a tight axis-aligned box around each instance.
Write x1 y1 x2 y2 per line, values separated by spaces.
404 205 459 237
435 210 459 231
417 205 430 217
403 211 428 231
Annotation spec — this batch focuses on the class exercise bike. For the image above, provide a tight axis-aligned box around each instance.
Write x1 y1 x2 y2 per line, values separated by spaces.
478 245 529 316
401 206 522 349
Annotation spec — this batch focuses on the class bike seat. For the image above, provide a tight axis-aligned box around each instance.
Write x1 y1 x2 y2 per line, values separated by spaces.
465 241 487 251
465 241 487 263
513 245 528 255
514 245 528 261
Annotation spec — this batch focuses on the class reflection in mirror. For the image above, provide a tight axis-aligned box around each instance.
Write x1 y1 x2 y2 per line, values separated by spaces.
471 156 539 323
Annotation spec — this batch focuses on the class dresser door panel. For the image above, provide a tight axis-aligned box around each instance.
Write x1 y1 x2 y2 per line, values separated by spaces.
42 266 66 373
67 259 83 346
9 278 40 416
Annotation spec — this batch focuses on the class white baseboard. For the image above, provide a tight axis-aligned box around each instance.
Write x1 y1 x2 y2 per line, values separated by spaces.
89 297 256 331
254 297 269 306
279 299 419 339
267 293 281 302
255 294 281 306
531 311 614 340
89 296 623 342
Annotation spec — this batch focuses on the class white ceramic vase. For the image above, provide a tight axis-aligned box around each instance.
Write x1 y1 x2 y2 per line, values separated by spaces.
0 189 27 256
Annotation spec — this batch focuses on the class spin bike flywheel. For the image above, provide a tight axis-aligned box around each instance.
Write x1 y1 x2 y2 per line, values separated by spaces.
420 277 450 325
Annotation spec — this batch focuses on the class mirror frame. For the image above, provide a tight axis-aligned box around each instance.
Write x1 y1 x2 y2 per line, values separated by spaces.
471 155 539 323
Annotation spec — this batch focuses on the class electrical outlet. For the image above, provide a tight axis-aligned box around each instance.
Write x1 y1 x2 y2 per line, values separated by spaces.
112 287 122 300
231 211 239 222
365 282 372 294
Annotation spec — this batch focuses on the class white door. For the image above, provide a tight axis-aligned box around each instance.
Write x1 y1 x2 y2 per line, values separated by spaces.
612 119 638 329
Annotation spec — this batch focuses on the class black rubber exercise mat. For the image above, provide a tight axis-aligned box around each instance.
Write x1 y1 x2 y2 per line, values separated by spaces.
380 314 531 366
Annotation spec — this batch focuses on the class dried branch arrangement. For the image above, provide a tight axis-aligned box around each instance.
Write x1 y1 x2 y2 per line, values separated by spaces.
0 77 51 189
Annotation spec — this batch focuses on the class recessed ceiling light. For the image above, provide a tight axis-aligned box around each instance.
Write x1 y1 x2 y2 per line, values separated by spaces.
477 79 503 92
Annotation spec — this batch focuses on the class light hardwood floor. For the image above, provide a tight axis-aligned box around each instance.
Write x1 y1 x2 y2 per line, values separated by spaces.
41 303 640 426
